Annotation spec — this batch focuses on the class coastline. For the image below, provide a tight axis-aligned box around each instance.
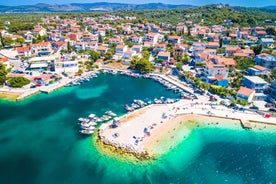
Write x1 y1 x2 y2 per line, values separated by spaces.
0 91 21 101
0 67 195 103
98 101 276 160
0 70 98 101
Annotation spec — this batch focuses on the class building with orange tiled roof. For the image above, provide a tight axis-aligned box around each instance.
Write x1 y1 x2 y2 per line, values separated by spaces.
247 65 271 76
206 42 220 49
33 27 47 37
16 46 31 57
237 87 255 102
173 44 188 58
255 53 276 70
154 44 167 52
225 46 241 57
115 45 127 54
143 32 160 45
157 52 170 61
168 36 182 45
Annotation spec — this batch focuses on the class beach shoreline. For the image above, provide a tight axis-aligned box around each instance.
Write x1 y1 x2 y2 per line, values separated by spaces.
98 101 276 160
0 91 21 101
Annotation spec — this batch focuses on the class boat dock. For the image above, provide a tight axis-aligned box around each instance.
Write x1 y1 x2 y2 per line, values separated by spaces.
240 119 252 129
100 67 196 98
150 73 196 98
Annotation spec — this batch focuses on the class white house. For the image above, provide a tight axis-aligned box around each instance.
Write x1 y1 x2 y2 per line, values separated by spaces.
143 32 160 45
115 45 127 54
55 60 78 73
205 62 229 77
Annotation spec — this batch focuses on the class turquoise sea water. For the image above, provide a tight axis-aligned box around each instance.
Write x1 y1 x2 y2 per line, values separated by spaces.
0 73 276 184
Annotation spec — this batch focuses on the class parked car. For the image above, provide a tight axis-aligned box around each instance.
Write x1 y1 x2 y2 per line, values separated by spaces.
265 103 273 108
268 108 276 112
249 106 259 110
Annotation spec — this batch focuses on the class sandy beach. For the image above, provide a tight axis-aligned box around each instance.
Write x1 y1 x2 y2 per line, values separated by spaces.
98 99 276 159
0 91 21 100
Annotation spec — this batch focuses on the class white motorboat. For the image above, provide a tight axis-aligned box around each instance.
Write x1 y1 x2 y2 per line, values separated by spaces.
88 114 96 119
80 129 94 135
105 111 117 117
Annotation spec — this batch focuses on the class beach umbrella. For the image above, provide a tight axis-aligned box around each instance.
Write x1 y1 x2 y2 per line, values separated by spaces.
265 114 271 118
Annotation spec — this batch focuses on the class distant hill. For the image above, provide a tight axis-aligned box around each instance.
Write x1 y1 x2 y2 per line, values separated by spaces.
0 2 196 13
263 6 276 10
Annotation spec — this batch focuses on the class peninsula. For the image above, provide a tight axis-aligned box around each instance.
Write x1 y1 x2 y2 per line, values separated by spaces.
98 99 276 159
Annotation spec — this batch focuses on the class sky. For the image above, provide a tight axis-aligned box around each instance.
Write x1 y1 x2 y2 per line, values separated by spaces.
1 0 275 7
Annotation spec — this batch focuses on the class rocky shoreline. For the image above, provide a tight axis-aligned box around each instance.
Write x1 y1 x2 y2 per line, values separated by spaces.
97 129 152 160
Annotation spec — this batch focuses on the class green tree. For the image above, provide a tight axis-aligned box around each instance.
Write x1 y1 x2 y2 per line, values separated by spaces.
0 33 4 47
252 44 262 55
174 61 182 70
219 38 223 48
271 70 276 80
217 48 225 54
0 63 8 85
98 34 103 43
104 50 113 61
131 56 154 73
266 27 276 36
164 34 169 41
142 50 150 60
3 37 13 46
15 38 25 45
235 57 255 70
182 54 190 64
89 50 100 63
130 55 139 69
176 55 183 62
8 77 30 88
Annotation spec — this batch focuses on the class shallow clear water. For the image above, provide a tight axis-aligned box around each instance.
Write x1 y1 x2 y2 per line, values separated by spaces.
0 73 276 184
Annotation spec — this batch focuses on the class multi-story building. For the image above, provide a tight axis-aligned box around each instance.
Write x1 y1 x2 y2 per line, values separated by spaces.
242 76 268 93
205 62 229 78
255 53 276 70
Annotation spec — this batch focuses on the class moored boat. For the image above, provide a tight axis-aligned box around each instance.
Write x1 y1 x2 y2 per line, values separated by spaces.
80 129 94 134
105 111 117 117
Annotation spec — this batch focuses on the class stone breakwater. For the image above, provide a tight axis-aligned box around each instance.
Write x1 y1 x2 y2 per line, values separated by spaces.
98 129 152 160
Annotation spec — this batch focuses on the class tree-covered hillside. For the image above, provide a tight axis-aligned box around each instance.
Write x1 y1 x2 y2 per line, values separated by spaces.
0 4 275 32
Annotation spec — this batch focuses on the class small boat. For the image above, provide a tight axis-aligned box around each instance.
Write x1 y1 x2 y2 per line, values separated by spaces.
111 70 117 75
101 115 112 121
125 104 133 111
81 121 97 127
78 118 90 123
83 78 90 82
80 129 94 134
78 117 85 122
74 82 80 86
134 99 146 107
144 98 152 105
95 117 104 123
161 96 167 103
80 125 95 130
154 98 162 104
88 114 96 119
105 111 117 117
130 103 140 109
